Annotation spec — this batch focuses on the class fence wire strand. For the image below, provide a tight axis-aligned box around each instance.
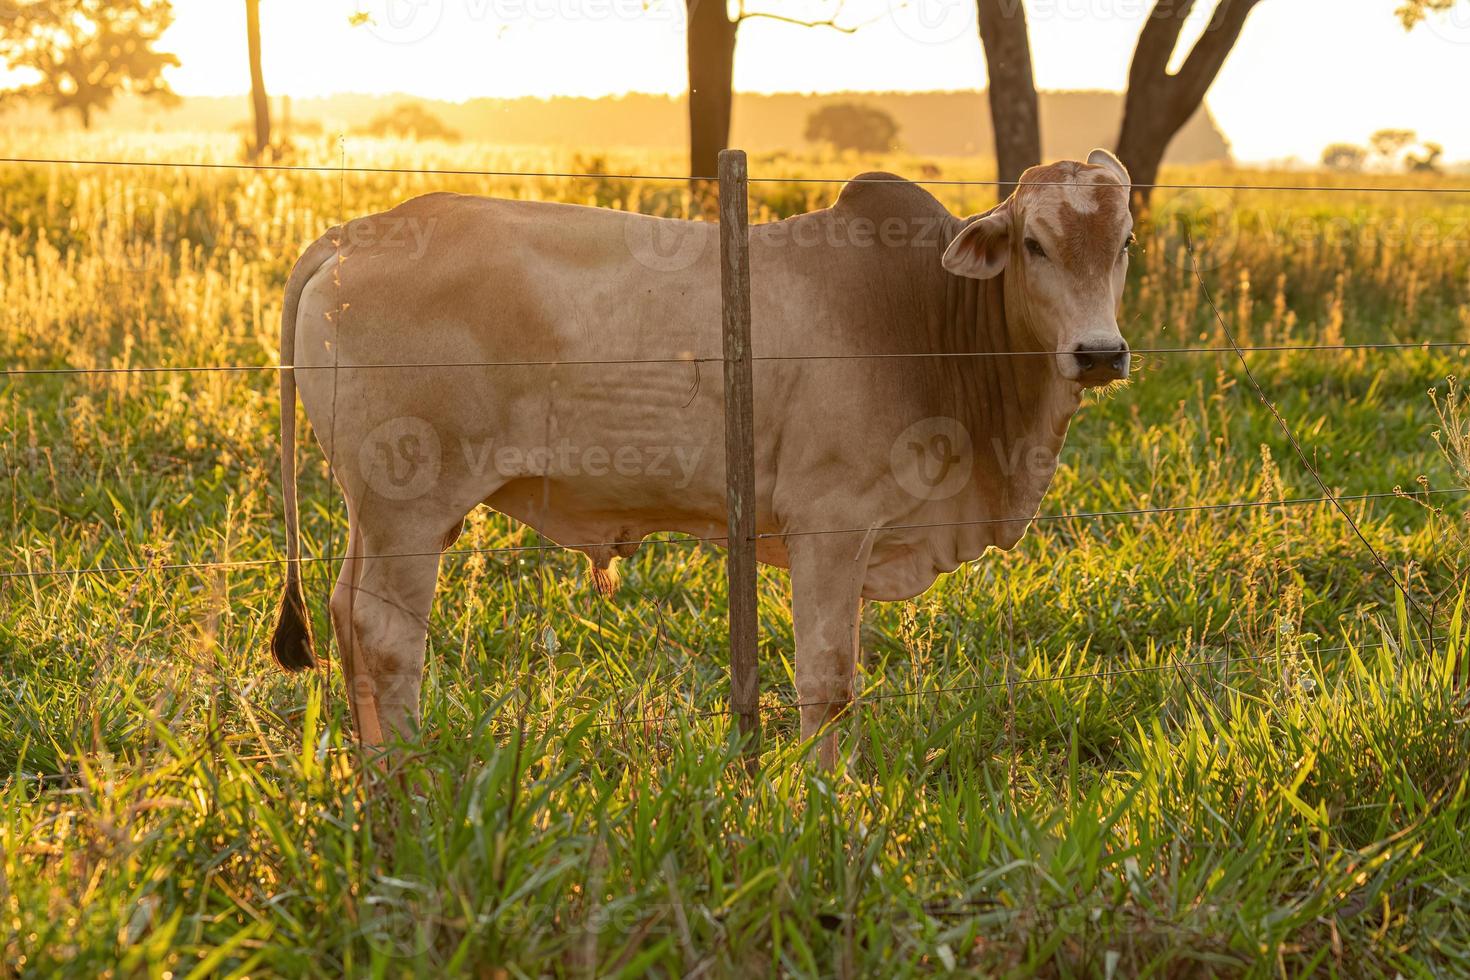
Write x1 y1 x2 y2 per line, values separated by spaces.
4 340 1469 379
2 154 1468 194
1 487 1458 581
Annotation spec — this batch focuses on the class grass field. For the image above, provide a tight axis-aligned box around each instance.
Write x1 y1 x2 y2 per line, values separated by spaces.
2 133 1469 976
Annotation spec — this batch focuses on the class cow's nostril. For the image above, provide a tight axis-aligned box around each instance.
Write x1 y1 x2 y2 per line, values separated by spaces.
1072 342 1129 380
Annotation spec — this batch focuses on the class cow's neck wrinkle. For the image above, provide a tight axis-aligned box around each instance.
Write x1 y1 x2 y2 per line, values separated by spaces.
938 271 1081 559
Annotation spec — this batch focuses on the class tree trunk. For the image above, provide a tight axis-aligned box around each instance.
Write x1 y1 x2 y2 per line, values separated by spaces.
976 0 1040 203
1116 0 1260 213
245 0 271 161
686 0 738 198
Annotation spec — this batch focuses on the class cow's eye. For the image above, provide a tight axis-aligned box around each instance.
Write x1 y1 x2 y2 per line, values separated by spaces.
1121 233 1136 258
1024 238 1047 259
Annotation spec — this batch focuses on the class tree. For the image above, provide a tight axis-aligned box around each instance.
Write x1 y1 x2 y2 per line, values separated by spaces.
1397 0 1458 25
976 0 1040 202
1370 127 1416 164
1321 143 1368 173
1115 0 1262 212
245 0 270 160
358 102 461 142
0 0 178 129
684 0 861 194
805 103 899 154
1116 1 1466 212
685 0 737 189
1406 141 1444 174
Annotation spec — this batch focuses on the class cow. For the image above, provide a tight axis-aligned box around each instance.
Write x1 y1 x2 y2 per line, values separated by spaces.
270 150 1134 767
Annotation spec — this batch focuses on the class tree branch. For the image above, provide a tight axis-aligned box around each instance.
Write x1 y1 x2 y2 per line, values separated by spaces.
734 0 876 34
1165 0 1262 132
1125 0 1197 97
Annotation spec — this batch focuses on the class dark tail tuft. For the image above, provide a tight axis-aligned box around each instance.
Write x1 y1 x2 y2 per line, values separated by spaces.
271 571 317 671
590 562 620 599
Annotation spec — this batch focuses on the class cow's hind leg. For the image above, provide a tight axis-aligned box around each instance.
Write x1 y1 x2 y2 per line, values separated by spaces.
788 532 874 769
329 524 380 744
330 523 443 748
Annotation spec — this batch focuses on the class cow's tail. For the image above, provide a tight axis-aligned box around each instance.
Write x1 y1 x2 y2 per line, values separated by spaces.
271 237 335 671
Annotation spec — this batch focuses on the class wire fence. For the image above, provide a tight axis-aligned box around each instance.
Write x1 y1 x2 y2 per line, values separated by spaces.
2 150 1465 776
3 153 1470 193
1 488 1458 582
12 639 1375 787
3 340 1469 379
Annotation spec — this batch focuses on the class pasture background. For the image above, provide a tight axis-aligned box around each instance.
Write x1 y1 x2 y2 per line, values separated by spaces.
1 132 1469 976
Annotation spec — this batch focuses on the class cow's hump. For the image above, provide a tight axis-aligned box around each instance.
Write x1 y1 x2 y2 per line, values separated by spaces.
832 172 950 224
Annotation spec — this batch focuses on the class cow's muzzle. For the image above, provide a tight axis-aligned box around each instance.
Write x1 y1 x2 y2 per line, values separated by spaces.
1069 342 1130 386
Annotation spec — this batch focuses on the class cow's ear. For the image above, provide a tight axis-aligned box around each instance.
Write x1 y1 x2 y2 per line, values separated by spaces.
1087 148 1131 191
942 207 1010 280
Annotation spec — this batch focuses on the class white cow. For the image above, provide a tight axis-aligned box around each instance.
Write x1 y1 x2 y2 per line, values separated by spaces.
271 151 1134 766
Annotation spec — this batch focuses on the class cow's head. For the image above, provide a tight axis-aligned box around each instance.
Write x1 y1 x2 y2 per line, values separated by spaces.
942 149 1134 387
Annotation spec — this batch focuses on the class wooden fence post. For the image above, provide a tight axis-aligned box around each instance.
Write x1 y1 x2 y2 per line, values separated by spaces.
718 149 761 761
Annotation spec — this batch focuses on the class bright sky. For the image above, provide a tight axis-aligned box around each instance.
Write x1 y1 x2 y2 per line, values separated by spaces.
154 0 1470 163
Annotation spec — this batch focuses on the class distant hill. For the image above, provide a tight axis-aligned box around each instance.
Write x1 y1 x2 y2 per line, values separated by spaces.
0 90 1231 165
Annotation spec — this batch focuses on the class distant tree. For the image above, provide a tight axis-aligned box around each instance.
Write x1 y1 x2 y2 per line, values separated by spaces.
245 0 269 160
976 0 1040 202
1396 0 1459 25
1370 128 1417 164
1406 141 1444 173
0 0 178 128
1320 143 1368 173
805 103 899 154
358 103 460 142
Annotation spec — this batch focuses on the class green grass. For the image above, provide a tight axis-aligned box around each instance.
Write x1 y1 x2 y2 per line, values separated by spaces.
1 138 1469 976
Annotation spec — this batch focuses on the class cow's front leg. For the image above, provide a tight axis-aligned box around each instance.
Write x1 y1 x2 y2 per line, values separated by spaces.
788 531 873 768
